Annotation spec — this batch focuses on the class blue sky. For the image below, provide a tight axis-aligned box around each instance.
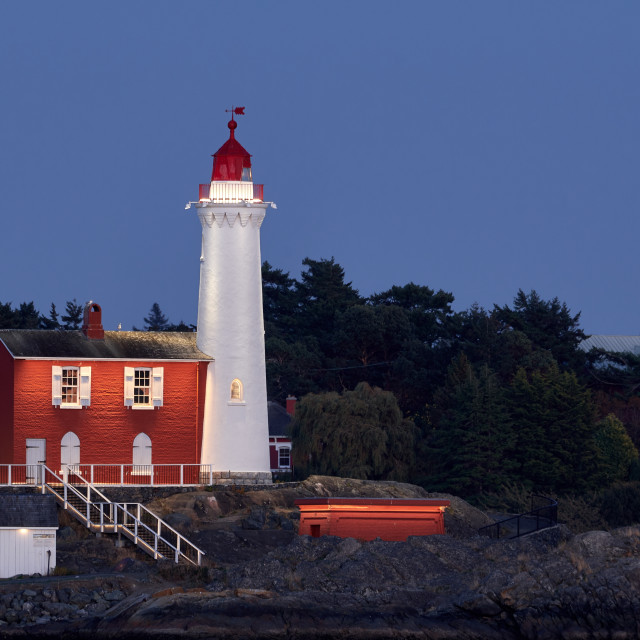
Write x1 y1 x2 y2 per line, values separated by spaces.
1 2 639 334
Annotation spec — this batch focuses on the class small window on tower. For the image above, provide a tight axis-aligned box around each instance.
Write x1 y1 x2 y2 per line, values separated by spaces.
230 379 243 402
241 167 252 182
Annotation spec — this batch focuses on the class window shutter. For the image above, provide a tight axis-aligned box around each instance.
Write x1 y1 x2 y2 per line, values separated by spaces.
52 366 62 406
152 367 164 407
124 367 134 407
79 366 91 407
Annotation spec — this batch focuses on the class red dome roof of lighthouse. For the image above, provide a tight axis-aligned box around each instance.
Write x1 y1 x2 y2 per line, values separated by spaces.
211 117 252 182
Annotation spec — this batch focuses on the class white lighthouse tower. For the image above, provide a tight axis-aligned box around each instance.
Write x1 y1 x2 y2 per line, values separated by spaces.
186 109 274 484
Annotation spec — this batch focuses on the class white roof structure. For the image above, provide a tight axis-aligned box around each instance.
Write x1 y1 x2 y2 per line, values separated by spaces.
580 335 640 355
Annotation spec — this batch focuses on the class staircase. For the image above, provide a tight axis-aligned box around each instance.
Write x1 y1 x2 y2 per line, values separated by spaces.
39 465 205 566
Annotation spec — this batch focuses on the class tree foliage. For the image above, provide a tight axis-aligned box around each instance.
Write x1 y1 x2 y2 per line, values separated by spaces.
61 299 83 330
594 414 639 484
291 382 417 482
494 289 587 371
143 302 169 331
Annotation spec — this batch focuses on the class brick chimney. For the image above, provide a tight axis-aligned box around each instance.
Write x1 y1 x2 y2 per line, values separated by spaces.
82 301 104 340
286 395 297 417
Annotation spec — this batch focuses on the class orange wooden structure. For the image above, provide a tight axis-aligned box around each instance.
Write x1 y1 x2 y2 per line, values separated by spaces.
295 497 450 542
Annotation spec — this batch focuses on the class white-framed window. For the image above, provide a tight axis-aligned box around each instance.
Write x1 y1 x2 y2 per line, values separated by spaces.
230 378 243 402
278 446 291 469
52 366 91 408
124 367 163 409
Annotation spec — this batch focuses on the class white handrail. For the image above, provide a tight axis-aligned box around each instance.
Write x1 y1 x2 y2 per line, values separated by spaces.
39 465 205 565
1 463 227 487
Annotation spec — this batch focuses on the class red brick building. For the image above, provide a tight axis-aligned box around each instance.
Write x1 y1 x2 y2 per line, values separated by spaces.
0 303 210 473
267 396 295 475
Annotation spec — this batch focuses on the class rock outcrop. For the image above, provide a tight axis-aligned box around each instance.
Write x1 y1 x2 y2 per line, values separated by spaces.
2 478 640 638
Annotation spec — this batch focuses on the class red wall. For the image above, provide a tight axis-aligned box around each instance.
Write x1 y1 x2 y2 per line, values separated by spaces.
269 436 292 471
0 344 15 464
295 499 450 542
9 358 208 468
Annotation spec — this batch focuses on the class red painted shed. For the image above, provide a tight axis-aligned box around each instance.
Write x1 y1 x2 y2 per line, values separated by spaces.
295 498 450 542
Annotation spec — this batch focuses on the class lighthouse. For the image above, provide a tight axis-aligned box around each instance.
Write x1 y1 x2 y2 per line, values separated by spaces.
186 109 274 484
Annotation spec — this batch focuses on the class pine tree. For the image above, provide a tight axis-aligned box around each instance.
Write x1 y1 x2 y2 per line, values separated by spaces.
428 358 516 498
40 303 60 329
506 367 560 490
143 303 169 331
0 301 17 329
262 261 300 339
61 299 83 330
16 302 41 329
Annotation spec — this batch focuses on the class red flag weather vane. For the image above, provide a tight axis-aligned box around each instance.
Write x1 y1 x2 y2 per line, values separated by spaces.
226 106 245 120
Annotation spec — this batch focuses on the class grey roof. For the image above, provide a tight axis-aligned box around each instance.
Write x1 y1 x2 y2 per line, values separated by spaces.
268 401 292 437
0 494 58 528
580 335 640 356
0 330 213 360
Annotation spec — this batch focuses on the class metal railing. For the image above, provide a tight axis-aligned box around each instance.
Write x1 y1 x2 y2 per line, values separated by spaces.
0 464 218 487
38 465 205 565
479 494 558 540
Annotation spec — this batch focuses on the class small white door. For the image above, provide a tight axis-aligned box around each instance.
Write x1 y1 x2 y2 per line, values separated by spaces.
60 432 80 473
26 439 46 484
132 433 152 475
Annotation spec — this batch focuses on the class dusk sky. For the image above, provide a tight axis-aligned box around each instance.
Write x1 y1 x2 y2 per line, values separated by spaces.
1 2 639 335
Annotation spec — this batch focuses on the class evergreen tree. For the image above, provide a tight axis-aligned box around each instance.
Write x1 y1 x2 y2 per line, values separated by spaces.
545 365 599 493
61 299 83 330
427 359 516 498
506 367 561 489
165 320 196 332
16 302 41 329
494 289 586 371
262 261 300 339
0 301 17 329
295 257 361 353
369 282 455 345
265 336 323 403
143 303 169 331
40 303 60 329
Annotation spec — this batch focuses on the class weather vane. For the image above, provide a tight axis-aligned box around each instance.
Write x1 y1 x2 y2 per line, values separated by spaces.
225 106 245 120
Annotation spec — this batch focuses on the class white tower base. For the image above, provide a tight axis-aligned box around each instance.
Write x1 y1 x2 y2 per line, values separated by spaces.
191 199 273 484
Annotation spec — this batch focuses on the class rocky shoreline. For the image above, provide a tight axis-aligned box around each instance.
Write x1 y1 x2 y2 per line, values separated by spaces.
2 477 640 638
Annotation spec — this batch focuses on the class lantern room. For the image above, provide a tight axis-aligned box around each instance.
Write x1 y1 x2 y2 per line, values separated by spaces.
211 118 252 182
198 110 264 204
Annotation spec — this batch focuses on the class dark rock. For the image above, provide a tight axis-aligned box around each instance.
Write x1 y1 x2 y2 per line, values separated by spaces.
104 589 126 602
241 507 266 530
69 591 92 605
113 557 135 572
41 601 78 617
164 511 192 531
58 526 76 540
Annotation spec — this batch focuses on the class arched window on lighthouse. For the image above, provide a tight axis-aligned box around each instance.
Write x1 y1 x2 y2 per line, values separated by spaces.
230 379 243 402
